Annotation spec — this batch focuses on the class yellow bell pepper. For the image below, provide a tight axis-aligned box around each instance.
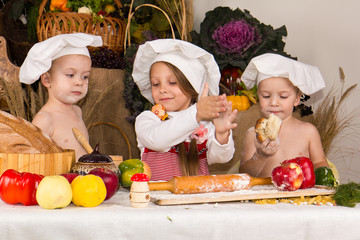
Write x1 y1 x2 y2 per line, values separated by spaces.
50 0 71 12
226 95 251 111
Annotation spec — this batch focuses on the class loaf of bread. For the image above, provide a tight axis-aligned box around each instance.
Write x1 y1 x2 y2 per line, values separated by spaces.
0 110 63 153
254 113 282 142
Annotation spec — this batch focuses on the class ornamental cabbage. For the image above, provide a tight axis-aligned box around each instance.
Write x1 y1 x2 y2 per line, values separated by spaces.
191 7 293 71
212 20 259 55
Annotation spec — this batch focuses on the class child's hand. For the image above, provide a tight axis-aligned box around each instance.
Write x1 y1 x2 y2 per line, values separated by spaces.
196 83 227 122
213 100 237 144
255 137 280 156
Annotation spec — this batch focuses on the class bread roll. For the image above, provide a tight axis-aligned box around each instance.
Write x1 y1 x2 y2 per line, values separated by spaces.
255 113 282 142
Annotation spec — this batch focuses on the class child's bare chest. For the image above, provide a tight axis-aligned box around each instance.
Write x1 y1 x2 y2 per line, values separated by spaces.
277 126 310 158
50 112 87 144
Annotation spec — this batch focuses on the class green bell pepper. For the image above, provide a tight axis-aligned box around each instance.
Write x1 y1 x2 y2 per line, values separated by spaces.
119 159 144 187
314 166 337 187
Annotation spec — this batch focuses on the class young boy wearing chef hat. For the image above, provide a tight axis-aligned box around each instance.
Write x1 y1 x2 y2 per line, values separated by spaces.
239 53 329 177
20 33 102 160
132 39 238 181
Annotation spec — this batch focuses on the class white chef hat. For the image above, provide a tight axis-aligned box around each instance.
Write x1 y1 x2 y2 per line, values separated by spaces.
20 33 103 84
132 39 220 104
241 53 325 95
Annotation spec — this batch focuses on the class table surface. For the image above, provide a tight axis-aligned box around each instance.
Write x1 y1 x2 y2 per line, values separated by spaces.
1 188 359 240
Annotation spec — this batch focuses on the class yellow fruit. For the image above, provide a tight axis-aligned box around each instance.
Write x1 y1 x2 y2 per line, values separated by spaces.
226 95 251 111
327 159 340 183
71 174 107 207
104 4 115 14
143 161 152 179
36 175 72 209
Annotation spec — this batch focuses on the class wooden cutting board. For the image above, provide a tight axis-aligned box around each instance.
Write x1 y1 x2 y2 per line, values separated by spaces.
150 185 335 206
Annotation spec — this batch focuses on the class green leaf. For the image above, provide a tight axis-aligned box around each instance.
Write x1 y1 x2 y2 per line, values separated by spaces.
150 9 170 32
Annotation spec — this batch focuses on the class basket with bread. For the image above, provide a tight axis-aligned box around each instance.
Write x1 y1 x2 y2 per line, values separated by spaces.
0 110 75 176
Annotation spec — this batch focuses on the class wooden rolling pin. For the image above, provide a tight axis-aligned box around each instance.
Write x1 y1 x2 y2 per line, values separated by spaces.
148 174 272 194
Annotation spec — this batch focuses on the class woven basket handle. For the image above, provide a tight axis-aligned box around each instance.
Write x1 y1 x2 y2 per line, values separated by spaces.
88 122 132 159
124 2 175 53
38 0 123 16
38 0 47 17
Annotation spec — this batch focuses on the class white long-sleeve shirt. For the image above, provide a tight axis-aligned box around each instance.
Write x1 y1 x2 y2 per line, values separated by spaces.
135 104 235 166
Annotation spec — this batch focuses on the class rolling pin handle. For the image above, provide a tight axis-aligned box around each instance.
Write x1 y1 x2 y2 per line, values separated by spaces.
250 176 273 187
148 181 175 193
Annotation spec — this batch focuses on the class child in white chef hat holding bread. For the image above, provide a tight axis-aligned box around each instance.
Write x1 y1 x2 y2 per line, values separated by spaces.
132 39 238 181
239 53 329 177
19 33 103 160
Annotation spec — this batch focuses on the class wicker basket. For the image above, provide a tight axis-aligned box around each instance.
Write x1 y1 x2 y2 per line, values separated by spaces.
0 150 75 176
36 0 125 53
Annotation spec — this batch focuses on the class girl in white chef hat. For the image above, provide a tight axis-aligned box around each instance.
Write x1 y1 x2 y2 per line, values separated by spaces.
239 53 329 178
20 33 103 160
132 39 238 181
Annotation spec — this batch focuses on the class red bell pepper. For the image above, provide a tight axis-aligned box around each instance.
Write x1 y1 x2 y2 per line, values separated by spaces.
282 157 315 189
0 169 44 206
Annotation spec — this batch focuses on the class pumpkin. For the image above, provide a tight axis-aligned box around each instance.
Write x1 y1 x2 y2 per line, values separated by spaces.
50 0 71 12
226 95 251 111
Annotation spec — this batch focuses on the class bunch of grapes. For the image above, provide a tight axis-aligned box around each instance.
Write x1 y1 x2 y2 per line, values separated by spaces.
91 47 126 69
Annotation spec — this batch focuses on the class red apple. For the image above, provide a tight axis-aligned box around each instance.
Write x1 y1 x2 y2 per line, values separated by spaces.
283 157 315 189
88 168 119 200
61 173 79 184
271 162 304 191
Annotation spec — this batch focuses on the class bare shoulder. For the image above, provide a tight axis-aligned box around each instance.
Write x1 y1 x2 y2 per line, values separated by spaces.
73 105 83 116
32 110 53 125
297 119 318 130
32 110 54 136
292 118 320 136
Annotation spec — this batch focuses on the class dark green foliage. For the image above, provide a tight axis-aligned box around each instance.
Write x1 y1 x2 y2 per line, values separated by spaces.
333 182 360 207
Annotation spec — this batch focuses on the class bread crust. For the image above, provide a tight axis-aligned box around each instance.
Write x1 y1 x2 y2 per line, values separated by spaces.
0 110 63 153
254 118 268 142
254 114 281 142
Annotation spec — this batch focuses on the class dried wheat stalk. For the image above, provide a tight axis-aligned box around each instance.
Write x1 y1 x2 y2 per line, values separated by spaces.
311 67 359 155
0 77 26 118
124 0 193 52
79 78 120 127
0 78 47 121
156 0 194 41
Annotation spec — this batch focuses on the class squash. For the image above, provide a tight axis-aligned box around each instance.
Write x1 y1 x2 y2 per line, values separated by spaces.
226 95 251 111
50 0 71 12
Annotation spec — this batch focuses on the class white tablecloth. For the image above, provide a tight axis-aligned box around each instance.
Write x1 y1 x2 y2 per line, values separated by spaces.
0 188 359 240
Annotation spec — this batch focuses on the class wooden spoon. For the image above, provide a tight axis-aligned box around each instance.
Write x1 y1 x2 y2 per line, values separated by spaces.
72 127 93 154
